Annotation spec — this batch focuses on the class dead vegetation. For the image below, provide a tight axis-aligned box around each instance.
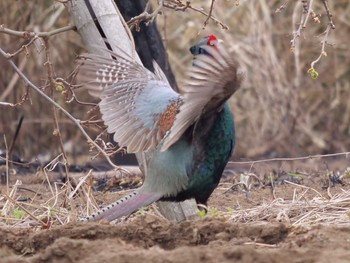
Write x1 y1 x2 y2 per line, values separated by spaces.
1 154 349 229
0 0 349 162
1 3 350 263
0 0 350 229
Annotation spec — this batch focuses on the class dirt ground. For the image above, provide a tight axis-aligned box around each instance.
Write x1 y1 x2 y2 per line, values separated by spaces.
1 216 350 263
0 157 350 263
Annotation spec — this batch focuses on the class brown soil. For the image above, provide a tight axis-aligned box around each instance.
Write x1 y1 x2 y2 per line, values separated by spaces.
0 216 350 263
1 158 350 263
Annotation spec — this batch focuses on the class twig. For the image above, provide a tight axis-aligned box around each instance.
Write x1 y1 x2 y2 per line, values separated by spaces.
188 4 228 30
0 24 76 39
1 180 21 214
275 0 290 13
0 47 125 171
51 77 98 106
302 0 314 28
310 24 332 70
202 0 215 30
0 102 16 107
243 242 278 248
284 180 324 198
0 87 30 108
1 191 48 228
308 0 336 73
127 0 164 31
1 36 38 59
68 170 93 199
2 136 9 191
322 0 335 29
163 0 228 30
270 174 276 199
43 38 70 181
17 187 42 196
230 151 350 165
290 0 309 52
287 0 335 78
8 115 24 164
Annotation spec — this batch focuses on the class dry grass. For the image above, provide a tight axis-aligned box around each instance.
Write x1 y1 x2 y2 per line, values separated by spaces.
1 1 350 162
0 0 350 229
229 186 350 226
1 164 350 228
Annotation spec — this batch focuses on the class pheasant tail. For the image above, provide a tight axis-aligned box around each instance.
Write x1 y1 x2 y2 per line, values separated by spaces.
81 191 163 222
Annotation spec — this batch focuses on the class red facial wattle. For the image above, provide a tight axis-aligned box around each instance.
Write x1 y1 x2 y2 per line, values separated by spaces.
206 34 218 46
189 34 219 56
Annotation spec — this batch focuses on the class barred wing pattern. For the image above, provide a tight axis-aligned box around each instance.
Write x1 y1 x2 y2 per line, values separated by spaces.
78 53 182 153
78 43 241 153
160 44 242 151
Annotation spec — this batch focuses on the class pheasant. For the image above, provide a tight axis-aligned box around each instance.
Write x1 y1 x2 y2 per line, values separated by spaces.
78 34 243 221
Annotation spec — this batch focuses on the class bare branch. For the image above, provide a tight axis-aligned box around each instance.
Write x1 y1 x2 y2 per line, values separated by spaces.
287 0 336 78
0 47 127 172
302 0 314 28
322 0 335 29
0 88 30 107
164 0 229 30
127 0 164 31
42 38 70 180
202 0 215 30
310 24 332 70
290 0 310 52
275 0 290 13
2 36 39 59
0 24 76 39
0 102 16 107
131 0 229 31
185 2 228 30
230 151 350 165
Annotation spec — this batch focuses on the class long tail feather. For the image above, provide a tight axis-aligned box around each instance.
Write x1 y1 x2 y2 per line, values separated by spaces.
80 191 163 222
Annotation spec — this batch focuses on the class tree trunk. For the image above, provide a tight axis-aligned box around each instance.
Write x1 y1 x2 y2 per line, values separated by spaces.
116 0 178 91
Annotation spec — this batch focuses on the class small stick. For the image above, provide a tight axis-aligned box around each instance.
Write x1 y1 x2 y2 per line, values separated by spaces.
8 115 24 164
0 47 124 171
322 0 335 29
284 180 324 198
243 242 278 248
230 151 350 165
202 0 215 30
0 25 76 39
1 191 48 228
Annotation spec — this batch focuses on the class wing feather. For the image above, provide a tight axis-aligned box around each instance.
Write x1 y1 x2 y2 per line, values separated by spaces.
160 44 243 151
77 42 243 154
77 52 183 153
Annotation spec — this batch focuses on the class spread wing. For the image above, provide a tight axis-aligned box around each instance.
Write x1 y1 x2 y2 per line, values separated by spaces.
77 43 242 153
78 52 182 153
160 44 243 151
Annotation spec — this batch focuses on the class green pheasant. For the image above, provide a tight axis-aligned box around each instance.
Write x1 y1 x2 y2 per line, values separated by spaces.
78 34 243 221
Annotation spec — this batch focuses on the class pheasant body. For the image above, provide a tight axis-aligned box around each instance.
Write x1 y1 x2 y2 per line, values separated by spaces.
78 35 243 221
164 103 235 204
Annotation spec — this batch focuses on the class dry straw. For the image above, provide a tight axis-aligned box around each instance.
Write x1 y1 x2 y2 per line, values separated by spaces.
0 0 349 228
228 186 350 226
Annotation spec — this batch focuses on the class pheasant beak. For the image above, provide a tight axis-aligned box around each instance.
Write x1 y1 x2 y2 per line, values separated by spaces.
211 39 223 46
189 37 223 56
